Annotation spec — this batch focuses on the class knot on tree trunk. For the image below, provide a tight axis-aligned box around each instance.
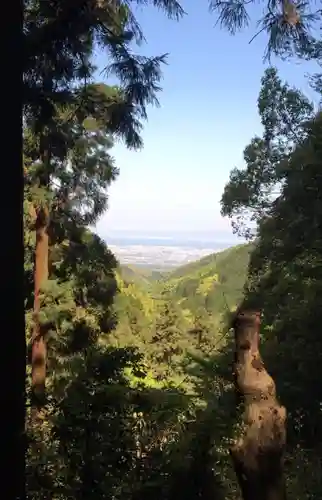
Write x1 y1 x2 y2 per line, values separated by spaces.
230 310 287 500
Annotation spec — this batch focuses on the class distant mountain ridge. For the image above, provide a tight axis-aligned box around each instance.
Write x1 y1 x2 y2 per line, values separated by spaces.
118 264 164 287
117 243 253 325
162 243 253 320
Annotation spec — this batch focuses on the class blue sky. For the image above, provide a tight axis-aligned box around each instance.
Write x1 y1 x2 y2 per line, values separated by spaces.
94 1 318 240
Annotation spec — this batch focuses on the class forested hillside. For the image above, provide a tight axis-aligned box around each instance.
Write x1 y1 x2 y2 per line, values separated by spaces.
112 245 252 385
20 2 322 500
119 264 163 287
163 244 253 321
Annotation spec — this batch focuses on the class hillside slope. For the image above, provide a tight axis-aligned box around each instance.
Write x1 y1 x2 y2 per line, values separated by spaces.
111 243 253 351
119 264 163 288
163 243 253 321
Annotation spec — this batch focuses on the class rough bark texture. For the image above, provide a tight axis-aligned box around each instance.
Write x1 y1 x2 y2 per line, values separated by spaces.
31 205 49 407
230 310 287 500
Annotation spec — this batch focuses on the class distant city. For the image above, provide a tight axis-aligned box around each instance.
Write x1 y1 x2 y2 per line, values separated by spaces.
101 230 241 269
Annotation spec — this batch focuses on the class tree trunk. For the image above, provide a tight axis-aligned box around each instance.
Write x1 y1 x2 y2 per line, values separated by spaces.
31 205 49 408
230 310 287 500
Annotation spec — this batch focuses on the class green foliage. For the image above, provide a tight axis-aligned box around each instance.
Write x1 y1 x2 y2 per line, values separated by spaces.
209 0 321 61
164 244 252 321
23 2 322 499
220 66 322 498
221 67 315 238
149 298 187 378
119 264 164 288
24 0 185 147
23 2 231 492
244 112 322 445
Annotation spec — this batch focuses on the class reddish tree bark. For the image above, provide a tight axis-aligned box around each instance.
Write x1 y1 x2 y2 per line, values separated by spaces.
31 205 49 407
230 310 287 500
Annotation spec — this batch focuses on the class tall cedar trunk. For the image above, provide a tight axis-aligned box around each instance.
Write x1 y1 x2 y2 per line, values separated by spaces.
31 205 49 407
230 310 287 500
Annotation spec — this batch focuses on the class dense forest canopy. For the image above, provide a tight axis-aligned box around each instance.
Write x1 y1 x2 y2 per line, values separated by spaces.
16 1 322 499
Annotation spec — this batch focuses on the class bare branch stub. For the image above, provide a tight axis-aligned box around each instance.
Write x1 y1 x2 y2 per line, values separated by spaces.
230 309 287 500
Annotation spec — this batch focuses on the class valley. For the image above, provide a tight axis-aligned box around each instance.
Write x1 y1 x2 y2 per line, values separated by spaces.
112 243 253 374
117 242 252 312
23 6 322 498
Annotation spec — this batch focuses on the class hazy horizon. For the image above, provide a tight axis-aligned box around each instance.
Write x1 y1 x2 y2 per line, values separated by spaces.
99 227 241 242
99 228 243 269
93 2 320 241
